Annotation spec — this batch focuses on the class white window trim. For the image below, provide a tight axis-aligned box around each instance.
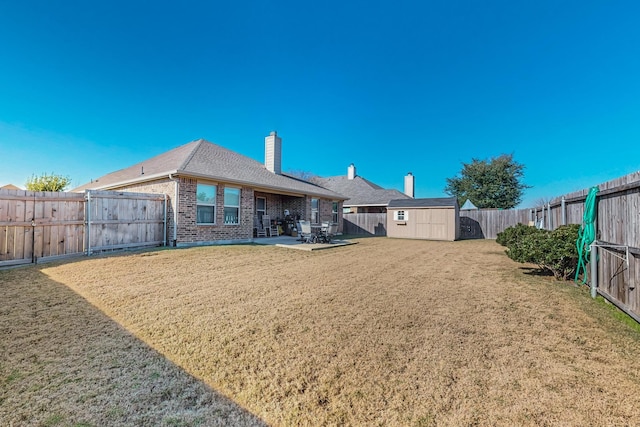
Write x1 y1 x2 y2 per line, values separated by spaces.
394 210 407 221
256 196 266 220
311 198 320 224
224 187 241 225
196 183 217 225
332 201 339 223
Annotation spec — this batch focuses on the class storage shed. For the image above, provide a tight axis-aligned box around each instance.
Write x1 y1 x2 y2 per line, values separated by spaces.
387 197 460 241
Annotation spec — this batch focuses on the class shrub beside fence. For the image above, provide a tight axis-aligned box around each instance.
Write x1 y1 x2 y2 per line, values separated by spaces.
461 171 640 321
0 189 167 267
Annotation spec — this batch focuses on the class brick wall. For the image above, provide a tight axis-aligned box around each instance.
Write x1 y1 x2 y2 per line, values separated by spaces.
108 176 343 242
178 179 255 244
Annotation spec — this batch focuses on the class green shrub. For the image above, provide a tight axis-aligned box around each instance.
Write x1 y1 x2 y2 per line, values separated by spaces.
496 223 539 247
500 223 580 280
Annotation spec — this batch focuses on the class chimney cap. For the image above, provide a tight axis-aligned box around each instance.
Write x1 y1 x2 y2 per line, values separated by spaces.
270 131 277 136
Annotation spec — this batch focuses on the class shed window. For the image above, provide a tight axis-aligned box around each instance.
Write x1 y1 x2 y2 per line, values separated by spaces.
197 183 217 224
224 187 241 225
394 210 407 221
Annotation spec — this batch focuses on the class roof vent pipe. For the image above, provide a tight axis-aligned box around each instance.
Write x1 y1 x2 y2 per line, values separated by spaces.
404 172 415 198
265 131 282 174
347 163 356 180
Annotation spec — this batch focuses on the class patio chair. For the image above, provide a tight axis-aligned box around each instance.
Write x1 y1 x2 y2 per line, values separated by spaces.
269 217 280 237
298 220 316 243
262 215 279 237
255 215 267 238
317 222 339 243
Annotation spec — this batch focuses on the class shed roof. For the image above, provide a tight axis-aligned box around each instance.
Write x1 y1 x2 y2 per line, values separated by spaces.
74 139 346 199
314 175 410 207
388 197 458 208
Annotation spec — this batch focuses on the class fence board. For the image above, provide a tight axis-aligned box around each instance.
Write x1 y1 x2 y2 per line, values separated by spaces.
343 213 387 236
0 189 166 267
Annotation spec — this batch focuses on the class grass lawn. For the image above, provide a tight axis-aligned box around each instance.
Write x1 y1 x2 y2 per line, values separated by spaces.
2 238 640 426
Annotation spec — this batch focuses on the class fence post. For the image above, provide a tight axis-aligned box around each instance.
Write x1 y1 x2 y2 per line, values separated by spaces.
86 190 91 256
590 242 598 298
561 196 566 225
163 193 167 246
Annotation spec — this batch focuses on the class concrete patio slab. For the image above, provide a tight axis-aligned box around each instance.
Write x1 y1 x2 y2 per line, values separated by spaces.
252 235 356 251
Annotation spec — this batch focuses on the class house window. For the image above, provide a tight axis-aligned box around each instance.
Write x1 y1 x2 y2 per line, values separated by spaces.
256 197 266 222
224 187 241 224
332 202 339 223
197 183 217 224
311 198 319 224
394 210 407 221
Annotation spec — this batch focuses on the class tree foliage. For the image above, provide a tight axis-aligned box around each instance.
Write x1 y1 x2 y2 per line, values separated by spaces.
444 154 530 209
287 170 321 184
25 173 72 192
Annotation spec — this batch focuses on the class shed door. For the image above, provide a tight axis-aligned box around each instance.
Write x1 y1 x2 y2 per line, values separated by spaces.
415 209 448 240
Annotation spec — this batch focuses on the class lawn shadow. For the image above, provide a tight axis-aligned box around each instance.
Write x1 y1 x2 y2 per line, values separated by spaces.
520 266 554 277
0 267 266 427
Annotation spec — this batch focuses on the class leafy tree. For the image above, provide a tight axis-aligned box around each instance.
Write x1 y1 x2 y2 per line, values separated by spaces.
25 173 72 192
444 154 530 209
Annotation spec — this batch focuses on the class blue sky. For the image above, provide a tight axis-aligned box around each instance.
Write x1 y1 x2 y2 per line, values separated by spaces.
1 0 639 207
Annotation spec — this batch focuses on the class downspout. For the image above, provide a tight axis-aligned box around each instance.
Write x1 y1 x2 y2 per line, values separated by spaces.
168 174 179 246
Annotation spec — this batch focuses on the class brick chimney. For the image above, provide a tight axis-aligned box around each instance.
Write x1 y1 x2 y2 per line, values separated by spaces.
265 131 282 174
404 172 415 198
347 163 356 180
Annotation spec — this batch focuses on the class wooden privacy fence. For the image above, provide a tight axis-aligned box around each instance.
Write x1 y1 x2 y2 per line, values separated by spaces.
0 189 167 267
343 213 387 236
460 171 640 321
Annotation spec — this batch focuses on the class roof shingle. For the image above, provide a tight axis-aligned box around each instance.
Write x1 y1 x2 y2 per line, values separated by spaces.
74 139 346 199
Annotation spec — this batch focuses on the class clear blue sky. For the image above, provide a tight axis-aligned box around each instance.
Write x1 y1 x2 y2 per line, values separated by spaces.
1 0 639 207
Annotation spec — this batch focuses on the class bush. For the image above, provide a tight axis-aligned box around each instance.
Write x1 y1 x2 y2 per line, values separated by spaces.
500 223 580 280
496 223 539 247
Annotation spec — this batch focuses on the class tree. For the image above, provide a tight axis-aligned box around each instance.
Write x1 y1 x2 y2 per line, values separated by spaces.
287 169 321 184
25 173 72 192
444 154 530 209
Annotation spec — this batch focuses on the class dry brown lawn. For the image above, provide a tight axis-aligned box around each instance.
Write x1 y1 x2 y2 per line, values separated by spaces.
3 238 640 426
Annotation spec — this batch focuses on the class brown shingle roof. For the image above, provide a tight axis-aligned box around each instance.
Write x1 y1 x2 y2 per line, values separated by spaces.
74 139 346 199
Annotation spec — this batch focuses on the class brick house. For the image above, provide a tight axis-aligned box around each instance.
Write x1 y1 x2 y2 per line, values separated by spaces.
74 132 346 246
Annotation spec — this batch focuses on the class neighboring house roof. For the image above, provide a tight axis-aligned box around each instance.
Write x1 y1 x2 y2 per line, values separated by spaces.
315 175 410 207
0 184 21 190
388 197 458 208
74 139 346 199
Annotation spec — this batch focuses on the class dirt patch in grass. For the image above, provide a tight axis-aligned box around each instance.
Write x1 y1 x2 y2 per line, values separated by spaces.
3 238 640 426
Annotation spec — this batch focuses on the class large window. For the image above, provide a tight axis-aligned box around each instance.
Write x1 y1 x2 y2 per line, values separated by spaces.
311 198 319 224
197 183 217 224
332 202 339 223
224 187 241 224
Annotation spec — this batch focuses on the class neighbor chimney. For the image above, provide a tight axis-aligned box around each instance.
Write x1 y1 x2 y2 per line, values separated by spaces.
347 163 356 180
404 172 415 198
265 131 282 174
